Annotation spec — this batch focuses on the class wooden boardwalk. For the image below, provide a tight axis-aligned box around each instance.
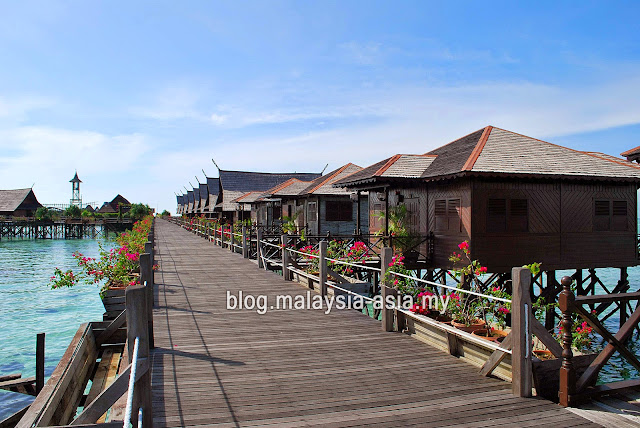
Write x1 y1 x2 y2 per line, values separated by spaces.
150 219 597 427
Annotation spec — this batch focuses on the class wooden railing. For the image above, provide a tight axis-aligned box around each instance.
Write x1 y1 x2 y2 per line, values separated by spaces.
170 218 640 406
558 276 640 406
17 222 155 427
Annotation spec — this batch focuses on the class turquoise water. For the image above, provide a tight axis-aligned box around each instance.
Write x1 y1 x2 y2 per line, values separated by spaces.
0 239 107 420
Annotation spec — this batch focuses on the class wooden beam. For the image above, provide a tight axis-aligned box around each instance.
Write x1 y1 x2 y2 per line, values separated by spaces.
576 303 640 392
70 359 148 426
511 267 532 398
531 317 564 358
479 332 512 377
95 310 126 346
575 291 640 305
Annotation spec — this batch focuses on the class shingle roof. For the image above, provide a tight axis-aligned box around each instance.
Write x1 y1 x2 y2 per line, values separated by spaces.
421 128 487 178
621 146 640 157
302 163 363 195
232 191 264 203
187 190 195 203
338 126 640 187
469 127 640 180
0 188 42 212
206 177 220 195
199 183 208 199
219 170 322 192
334 156 435 187
332 158 391 187
216 191 248 211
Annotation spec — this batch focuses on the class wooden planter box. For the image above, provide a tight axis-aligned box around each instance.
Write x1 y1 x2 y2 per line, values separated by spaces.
101 288 125 321
532 353 598 402
402 314 513 381
290 271 513 381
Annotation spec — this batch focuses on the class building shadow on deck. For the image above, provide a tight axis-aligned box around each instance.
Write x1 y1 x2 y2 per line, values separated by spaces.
153 347 245 366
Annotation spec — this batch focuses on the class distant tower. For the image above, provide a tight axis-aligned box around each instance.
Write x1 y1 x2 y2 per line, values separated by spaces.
70 172 82 207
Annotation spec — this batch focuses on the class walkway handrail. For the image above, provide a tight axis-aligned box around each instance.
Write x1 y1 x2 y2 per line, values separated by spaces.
558 277 640 407
387 270 512 303
123 337 140 427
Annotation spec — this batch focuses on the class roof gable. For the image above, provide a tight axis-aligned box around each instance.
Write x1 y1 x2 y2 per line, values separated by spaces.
0 188 42 212
303 163 363 195
219 170 322 192
198 183 208 199
206 177 220 195
421 128 486 178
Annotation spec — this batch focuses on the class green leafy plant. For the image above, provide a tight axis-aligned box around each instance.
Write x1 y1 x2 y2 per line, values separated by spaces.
64 205 82 218
375 204 421 256
50 215 154 296
35 207 55 221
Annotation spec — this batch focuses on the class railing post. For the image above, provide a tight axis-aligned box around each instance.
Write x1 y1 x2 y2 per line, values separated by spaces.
319 241 327 296
281 234 290 281
558 275 576 407
36 332 45 394
220 226 225 248
144 241 153 268
140 253 154 349
380 247 394 332
229 226 234 252
125 285 152 428
242 226 248 258
257 229 264 269
511 267 532 397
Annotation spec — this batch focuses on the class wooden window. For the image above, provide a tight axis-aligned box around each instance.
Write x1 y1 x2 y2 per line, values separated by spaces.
487 199 507 233
510 199 528 232
595 200 628 232
307 202 317 222
594 200 610 231
612 200 627 231
448 199 461 232
325 200 353 222
435 198 461 232
487 198 529 233
434 199 447 231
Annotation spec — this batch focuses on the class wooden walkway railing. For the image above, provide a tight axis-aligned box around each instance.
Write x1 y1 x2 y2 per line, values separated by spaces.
150 219 596 427
16 224 156 428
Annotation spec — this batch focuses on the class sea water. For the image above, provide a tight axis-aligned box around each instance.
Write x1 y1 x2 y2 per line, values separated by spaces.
0 239 107 420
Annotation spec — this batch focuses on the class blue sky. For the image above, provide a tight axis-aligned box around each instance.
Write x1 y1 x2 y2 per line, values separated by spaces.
1 1 639 212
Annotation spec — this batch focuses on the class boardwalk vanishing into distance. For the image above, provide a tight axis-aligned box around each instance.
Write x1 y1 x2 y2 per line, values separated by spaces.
150 219 597 427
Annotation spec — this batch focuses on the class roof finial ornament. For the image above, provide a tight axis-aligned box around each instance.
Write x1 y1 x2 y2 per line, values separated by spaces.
321 163 329 175
212 159 220 171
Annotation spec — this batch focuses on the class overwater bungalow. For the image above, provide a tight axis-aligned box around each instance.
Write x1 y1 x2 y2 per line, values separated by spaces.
0 188 43 217
215 169 322 223
203 177 220 218
197 183 208 216
97 194 131 215
336 125 640 273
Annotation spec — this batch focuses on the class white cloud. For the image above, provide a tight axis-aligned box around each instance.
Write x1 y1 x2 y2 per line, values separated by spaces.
0 126 149 206
0 95 55 122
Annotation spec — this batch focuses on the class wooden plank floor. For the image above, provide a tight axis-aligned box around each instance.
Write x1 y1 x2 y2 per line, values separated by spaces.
150 219 598 427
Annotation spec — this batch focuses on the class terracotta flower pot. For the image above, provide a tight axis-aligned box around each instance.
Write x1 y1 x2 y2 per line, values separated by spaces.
452 318 486 333
472 328 508 343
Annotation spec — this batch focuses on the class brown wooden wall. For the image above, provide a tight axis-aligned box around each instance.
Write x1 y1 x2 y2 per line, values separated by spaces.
471 179 638 272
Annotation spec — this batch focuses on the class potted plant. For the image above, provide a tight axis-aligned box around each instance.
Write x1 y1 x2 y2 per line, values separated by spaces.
50 216 155 315
375 205 422 263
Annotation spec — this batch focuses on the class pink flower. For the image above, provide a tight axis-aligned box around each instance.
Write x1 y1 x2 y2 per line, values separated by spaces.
458 241 469 250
